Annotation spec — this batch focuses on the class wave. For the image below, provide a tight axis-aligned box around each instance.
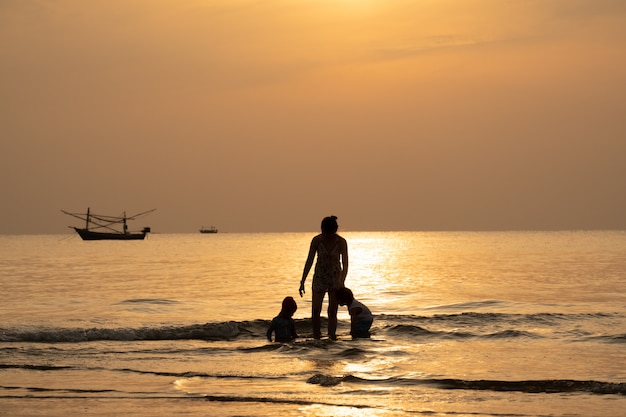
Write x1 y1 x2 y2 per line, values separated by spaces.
306 373 626 395
0 321 244 343
3 362 624 397
117 298 181 305
378 311 619 325
1 312 622 343
585 333 626 344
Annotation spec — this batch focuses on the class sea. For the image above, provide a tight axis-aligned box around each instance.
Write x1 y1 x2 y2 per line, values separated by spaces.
1 231 625 417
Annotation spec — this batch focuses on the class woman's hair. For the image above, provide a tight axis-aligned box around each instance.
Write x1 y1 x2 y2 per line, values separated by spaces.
321 216 338 234
335 287 354 305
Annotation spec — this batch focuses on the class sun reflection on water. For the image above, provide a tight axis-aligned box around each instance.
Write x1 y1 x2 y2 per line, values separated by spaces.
344 232 435 314
300 404 397 417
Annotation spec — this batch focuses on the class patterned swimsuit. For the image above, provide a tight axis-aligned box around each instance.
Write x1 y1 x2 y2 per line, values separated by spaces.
312 237 342 292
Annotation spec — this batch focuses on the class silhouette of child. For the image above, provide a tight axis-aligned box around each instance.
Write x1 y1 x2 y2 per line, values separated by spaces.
336 288 373 339
267 296 298 342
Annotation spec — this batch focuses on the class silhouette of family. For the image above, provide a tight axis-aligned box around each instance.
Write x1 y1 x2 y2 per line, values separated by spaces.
267 216 372 342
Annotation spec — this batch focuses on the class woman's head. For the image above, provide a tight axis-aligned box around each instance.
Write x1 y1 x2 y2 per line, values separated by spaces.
321 216 338 235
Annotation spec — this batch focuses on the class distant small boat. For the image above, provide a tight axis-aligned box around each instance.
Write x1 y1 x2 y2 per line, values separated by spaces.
62 207 155 240
199 226 218 234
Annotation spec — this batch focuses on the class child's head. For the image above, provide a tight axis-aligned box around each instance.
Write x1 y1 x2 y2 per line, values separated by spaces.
335 287 354 306
280 296 297 317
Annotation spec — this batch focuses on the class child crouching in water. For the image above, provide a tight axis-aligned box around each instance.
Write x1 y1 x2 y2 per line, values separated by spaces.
267 296 298 343
336 288 373 339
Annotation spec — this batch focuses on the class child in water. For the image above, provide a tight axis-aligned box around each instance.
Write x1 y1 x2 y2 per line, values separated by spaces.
335 288 373 339
267 296 298 343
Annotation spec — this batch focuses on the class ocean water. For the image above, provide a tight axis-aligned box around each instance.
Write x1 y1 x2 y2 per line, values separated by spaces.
1 231 625 417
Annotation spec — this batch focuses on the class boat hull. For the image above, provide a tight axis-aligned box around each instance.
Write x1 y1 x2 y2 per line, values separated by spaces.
74 228 147 240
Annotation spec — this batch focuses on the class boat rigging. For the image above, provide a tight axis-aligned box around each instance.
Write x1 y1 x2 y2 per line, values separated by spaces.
61 207 156 240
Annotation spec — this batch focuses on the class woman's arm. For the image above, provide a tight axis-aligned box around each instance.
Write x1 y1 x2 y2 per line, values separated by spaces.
300 237 318 296
340 237 349 282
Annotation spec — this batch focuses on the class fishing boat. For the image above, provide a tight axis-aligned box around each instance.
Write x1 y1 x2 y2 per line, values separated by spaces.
199 226 218 234
62 208 155 240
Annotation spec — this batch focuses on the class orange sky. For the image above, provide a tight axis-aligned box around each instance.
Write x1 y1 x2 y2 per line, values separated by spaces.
1 0 625 233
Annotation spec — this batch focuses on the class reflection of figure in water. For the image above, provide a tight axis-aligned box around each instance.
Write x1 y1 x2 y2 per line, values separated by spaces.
299 216 348 340
267 296 298 343
336 287 373 339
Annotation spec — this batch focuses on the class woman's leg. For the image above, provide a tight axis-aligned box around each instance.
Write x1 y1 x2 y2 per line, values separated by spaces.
311 290 325 339
327 289 338 339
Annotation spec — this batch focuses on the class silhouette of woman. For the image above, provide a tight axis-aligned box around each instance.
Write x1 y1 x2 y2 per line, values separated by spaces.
299 216 348 339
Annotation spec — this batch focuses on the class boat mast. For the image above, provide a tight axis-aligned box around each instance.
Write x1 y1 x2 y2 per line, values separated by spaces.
123 211 128 234
86 207 90 231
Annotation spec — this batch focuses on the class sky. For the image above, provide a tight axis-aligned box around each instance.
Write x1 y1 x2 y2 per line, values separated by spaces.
1 0 625 234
